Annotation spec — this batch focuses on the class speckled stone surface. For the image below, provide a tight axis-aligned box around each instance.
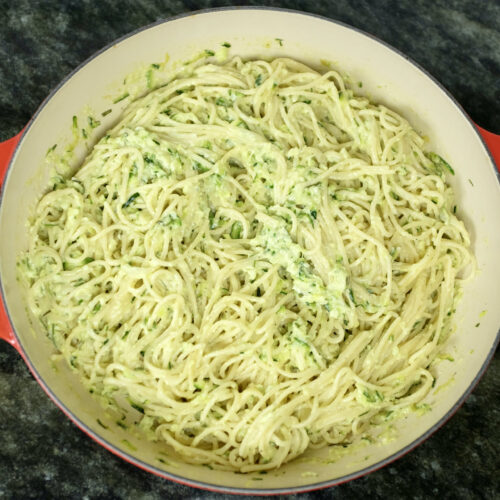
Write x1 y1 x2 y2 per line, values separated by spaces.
0 1 499 498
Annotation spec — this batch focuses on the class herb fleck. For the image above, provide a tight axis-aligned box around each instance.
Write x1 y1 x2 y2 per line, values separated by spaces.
113 93 129 104
122 192 140 208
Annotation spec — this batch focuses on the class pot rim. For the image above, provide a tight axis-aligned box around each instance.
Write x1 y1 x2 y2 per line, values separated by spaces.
1 6 499 495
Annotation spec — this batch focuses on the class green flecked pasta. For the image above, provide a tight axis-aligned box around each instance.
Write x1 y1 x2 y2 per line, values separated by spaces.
18 56 474 472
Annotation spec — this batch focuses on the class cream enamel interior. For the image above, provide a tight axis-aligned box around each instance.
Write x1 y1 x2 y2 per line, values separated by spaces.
1 9 499 491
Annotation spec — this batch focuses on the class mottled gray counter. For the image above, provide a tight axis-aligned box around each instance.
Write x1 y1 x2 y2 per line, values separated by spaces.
0 1 499 498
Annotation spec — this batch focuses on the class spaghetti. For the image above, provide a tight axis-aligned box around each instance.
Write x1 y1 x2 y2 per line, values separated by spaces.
19 56 474 472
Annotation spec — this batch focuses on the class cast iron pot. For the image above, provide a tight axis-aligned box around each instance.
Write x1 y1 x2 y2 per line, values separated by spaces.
1 8 499 495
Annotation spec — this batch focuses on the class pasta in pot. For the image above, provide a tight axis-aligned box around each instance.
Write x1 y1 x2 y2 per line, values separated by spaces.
18 56 474 472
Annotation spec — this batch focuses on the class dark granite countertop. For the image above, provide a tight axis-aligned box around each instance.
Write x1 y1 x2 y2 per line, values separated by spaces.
0 1 499 498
